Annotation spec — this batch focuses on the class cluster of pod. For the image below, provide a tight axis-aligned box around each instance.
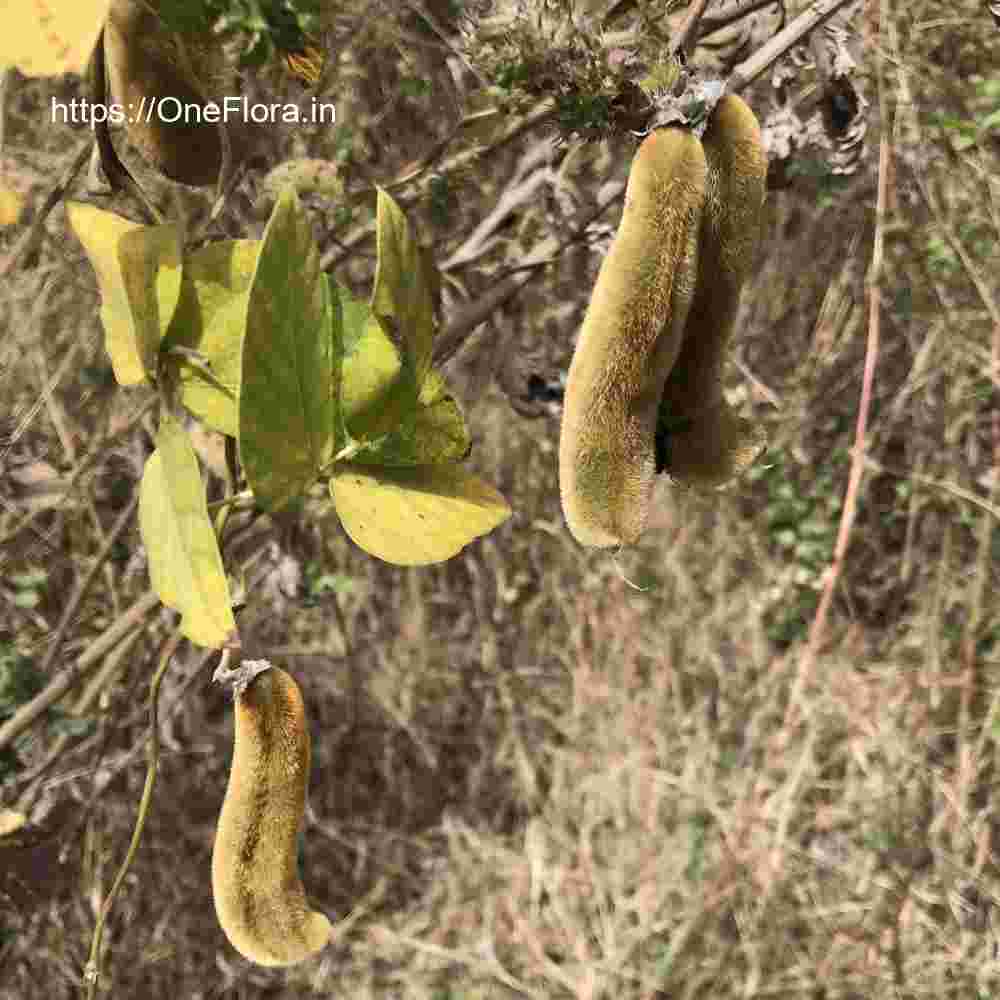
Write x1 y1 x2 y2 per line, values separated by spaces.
209 96 767 966
559 94 769 548
212 661 332 967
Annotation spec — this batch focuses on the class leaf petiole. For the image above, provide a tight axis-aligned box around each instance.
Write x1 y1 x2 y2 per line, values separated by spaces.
164 345 235 398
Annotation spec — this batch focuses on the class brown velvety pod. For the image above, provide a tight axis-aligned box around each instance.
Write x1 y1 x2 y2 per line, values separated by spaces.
103 0 223 186
665 407 767 485
559 129 707 547
212 663 332 967
658 94 768 487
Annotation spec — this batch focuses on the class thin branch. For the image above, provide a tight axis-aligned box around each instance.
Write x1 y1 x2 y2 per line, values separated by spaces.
36 493 141 682
0 591 162 753
82 628 183 999
669 0 713 58
0 66 9 153
402 0 492 90
783 0 889 726
0 394 156 552
319 100 555 272
434 177 626 367
726 0 857 93
698 0 786 37
14 626 147 816
0 139 91 279
913 181 1000 333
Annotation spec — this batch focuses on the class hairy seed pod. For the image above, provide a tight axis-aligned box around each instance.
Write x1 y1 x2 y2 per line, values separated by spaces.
212 662 332 967
658 94 768 486
559 129 707 546
103 0 224 186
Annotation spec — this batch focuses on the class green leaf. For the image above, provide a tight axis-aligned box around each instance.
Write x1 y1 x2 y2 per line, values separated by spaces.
351 367 470 466
980 108 1000 131
49 714 96 738
335 279 419 441
10 569 46 590
138 413 236 648
66 202 182 385
370 188 436 388
0 646 44 715
329 463 511 566
239 187 337 511
163 240 260 437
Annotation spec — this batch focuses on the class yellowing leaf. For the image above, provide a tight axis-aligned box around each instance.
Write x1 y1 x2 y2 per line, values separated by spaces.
0 0 108 77
282 44 326 86
336 279 418 442
239 188 337 511
370 188 436 388
330 463 511 566
0 809 27 838
0 183 25 226
138 413 236 648
66 202 182 385
164 240 260 437
351 367 470 467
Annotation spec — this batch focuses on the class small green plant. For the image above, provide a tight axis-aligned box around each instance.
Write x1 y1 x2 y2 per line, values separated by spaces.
399 76 432 99
494 59 531 90
957 219 996 260
927 77 1000 151
331 125 357 166
684 811 711 883
0 644 45 780
302 565 356 607
748 449 860 648
157 0 322 68
9 569 47 609
0 644 96 782
427 174 451 228
555 92 614 135
785 156 850 208
925 234 959 275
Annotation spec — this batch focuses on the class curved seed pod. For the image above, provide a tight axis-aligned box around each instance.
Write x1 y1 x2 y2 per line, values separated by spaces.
212 661 332 967
103 0 223 187
559 129 707 546
658 94 768 487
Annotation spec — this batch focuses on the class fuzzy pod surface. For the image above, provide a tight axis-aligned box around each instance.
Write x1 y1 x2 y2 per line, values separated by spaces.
212 665 332 967
559 128 707 546
657 94 768 486
103 0 223 186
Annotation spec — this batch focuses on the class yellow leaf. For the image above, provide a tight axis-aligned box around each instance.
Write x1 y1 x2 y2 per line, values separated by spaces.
0 809 27 837
0 183 24 226
370 188 436 388
330 463 511 566
165 239 260 437
139 413 236 648
66 202 182 385
337 281 418 442
0 0 109 77
350 366 470 467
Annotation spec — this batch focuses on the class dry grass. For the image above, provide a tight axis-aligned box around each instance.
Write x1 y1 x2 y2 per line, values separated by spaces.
1 1 999 998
